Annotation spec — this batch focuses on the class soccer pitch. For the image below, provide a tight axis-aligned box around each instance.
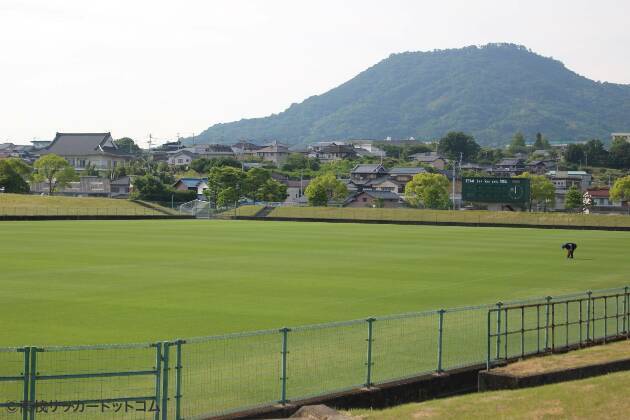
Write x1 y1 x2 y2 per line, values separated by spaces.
1 220 629 347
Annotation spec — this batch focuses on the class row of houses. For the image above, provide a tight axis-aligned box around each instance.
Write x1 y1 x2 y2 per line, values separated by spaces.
1 133 559 176
162 140 387 167
168 160 626 211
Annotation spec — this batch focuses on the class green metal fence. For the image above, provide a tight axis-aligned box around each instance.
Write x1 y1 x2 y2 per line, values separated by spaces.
487 289 630 368
1 286 628 419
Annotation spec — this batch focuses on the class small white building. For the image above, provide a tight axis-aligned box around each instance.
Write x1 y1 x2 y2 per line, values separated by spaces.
611 133 630 143
167 150 197 166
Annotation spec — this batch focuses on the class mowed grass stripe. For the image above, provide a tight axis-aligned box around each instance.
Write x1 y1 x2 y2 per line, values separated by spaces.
0 220 628 347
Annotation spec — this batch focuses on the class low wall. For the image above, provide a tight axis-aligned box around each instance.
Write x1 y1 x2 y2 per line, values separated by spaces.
213 365 484 419
478 357 630 391
233 216 630 231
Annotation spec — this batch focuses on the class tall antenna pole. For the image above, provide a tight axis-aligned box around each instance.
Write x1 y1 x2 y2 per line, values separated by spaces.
148 134 153 150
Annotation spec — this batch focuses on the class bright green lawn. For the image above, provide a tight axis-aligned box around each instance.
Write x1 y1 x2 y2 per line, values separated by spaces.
1 220 629 347
350 369 630 419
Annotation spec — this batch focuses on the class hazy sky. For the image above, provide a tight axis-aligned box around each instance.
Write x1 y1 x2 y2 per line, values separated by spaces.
2 0 629 146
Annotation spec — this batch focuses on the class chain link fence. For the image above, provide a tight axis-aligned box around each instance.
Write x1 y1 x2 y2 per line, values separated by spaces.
1 286 628 419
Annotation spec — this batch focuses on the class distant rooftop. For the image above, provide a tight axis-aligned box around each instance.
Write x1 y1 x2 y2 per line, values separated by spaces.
43 133 130 157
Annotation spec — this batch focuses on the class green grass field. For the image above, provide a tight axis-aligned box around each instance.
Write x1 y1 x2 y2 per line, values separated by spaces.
350 369 630 419
267 206 630 227
1 219 629 418
1 219 629 347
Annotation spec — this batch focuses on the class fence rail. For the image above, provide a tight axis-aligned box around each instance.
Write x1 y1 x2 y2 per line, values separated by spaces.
1 286 628 419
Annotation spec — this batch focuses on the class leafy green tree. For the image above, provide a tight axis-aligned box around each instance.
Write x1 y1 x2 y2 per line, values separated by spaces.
533 132 551 150
281 153 320 171
376 142 432 159
583 139 609 167
508 132 528 154
190 158 212 173
32 154 78 195
304 173 348 206
516 172 555 210
243 167 271 196
217 186 239 208
131 174 169 200
190 157 241 173
564 144 585 165
110 165 128 180
564 185 583 211
610 176 630 204
256 179 288 202
609 138 630 169
3 158 32 179
114 137 141 154
155 162 175 184
437 132 480 162
476 147 504 164
404 173 450 209
0 160 30 193
204 166 246 206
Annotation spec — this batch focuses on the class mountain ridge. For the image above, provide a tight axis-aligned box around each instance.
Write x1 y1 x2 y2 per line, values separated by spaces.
187 43 630 146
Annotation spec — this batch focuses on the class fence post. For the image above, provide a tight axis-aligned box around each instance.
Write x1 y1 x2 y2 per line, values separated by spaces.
437 310 445 373
28 347 38 420
504 308 509 360
486 309 492 370
565 301 569 349
161 342 170 420
21 347 30 420
586 291 592 342
365 318 375 387
279 327 290 405
604 296 608 343
544 296 552 351
175 340 184 420
551 302 556 351
536 303 540 354
154 342 163 420
625 286 630 338
495 302 503 360
520 306 525 358
579 298 583 346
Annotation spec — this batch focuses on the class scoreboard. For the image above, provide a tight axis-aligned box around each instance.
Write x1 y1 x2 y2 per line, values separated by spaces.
462 177 531 203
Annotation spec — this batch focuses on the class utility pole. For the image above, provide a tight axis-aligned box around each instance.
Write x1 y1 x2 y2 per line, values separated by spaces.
148 134 153 150
452 161 456 210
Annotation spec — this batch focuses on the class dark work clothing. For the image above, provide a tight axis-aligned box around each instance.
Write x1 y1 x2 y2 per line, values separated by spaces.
562 243 577 259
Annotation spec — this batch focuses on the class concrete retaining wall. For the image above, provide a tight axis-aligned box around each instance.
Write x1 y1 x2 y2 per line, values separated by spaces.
212 365 484 419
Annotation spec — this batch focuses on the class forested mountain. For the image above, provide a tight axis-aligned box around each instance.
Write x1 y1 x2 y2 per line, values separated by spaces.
189 44 630 146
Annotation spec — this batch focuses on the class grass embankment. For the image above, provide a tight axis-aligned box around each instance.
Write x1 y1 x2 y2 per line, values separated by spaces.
0 193 171 215
216 204 265 217
267 206 630 227
492 340 630 376
351 368 630 419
